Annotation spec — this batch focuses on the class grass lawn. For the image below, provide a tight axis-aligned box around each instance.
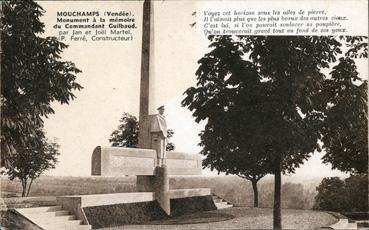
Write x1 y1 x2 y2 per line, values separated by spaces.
98 207 338 230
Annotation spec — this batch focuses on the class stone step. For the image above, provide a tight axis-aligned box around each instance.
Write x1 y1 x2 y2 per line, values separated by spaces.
17 205 62 214
40 219 83 229
346 223 358 229
339 219 349 224
213 198 223 203
78 225 93 230
23 210 70 218
328 218 357 230
55 210 70 216
51 225 92 230
212 194 233 209
16 206 90 230
32 215 76 224
18 208 71 220
215 202 233 209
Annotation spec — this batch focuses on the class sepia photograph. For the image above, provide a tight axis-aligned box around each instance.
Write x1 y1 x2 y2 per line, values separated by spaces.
0 0 368 229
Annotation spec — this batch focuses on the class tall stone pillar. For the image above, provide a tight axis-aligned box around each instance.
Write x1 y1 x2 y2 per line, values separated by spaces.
138 0 155 148
136 0 170 216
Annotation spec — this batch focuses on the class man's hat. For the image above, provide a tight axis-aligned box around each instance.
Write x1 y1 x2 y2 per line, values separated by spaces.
157 105 165 110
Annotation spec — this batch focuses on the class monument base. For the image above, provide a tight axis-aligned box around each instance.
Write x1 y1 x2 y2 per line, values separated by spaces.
56 189 216 229
82 195 216 229
83 201 167 228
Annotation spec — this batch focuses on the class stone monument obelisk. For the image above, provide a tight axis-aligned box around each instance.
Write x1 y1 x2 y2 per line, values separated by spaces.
137 0 170 215
138 0 155 149
138 0 152 124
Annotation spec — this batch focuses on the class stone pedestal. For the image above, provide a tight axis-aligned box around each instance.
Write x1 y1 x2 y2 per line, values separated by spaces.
154 165 170 215
91 146 157 176
90 146 205 219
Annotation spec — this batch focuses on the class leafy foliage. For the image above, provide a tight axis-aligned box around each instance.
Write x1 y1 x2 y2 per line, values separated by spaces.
344 175 368 212
321 62 368 173
184 36 271 206
109 112 175 151
313 177 346 212
6 128 59 197
1 0 82 165
182 35 367 228
314 175 368 212
320 37 368 174
109 113 139 148
166 129 175 151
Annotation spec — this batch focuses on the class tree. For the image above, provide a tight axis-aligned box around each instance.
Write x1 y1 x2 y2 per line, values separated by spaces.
313 175 368 212
320 38 368 174
109 113 139 148
109 112 175 151
202 136 269 207
182 35 367 229
1 0 82 166
313 177 346 212
6 128 59 197
185 36 271 207
343 175 368 212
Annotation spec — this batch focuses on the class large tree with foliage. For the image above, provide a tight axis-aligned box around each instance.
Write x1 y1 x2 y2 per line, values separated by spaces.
314 175 368 212
188 36 272 207
6 128 59 197
109 112 175 151
1 0 82 166
182 35 367 229
320 43 368 174
313 177 346 212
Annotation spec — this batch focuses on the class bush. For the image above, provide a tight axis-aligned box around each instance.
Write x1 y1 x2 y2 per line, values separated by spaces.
344 175 368 212
313 175 368 212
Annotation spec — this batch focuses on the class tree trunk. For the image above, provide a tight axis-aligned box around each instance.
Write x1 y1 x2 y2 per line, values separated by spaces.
21 179 27 197
251 179 259 207
273 154 282 230
26 178 34 197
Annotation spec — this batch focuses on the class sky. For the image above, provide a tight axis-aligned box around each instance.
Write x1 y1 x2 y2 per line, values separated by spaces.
37 0 367 179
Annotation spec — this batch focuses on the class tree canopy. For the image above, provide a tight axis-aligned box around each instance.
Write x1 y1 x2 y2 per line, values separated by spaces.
182 35 367 229
1 0 82 165
321 55 368 174
109 113 139 148
314 175 368 212
186 36 272 207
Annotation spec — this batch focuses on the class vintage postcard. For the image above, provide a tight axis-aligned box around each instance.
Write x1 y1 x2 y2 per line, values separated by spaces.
0 0 368 229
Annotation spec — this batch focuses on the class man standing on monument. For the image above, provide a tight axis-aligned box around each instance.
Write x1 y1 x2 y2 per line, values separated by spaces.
150 105 167 166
